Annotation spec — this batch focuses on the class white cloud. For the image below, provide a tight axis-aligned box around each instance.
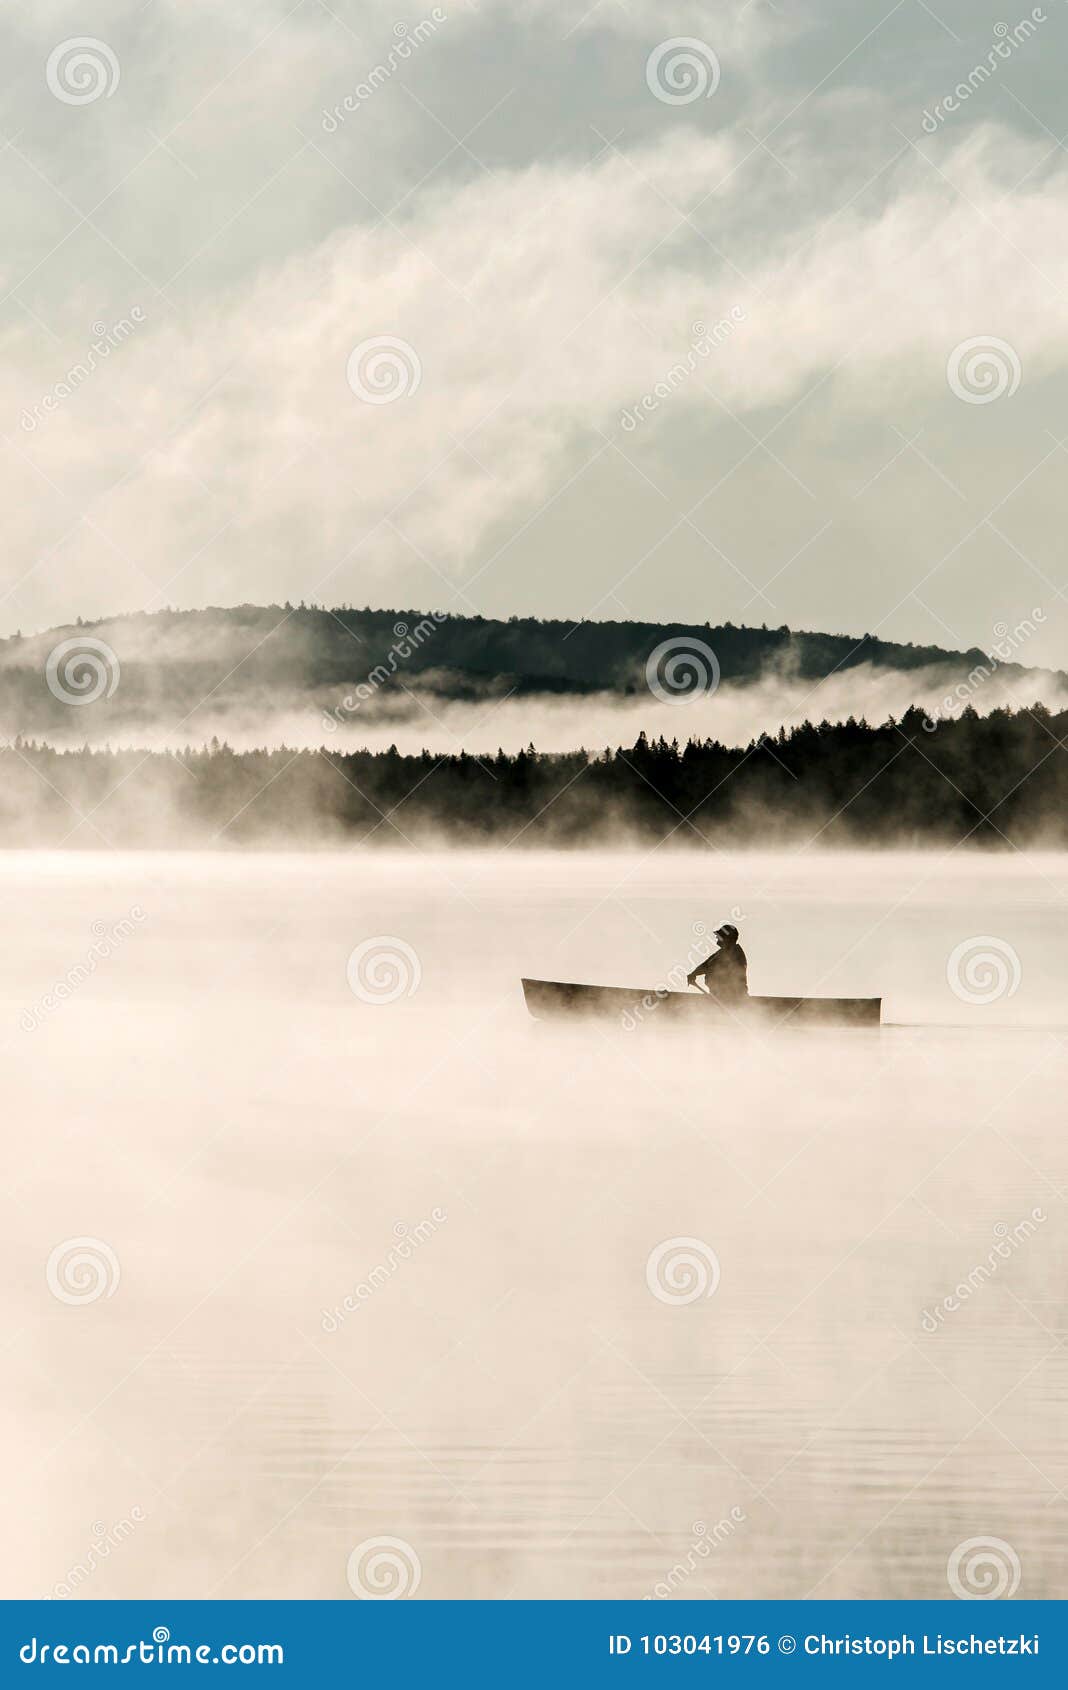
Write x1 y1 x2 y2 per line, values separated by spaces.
2 0 1067 656
3 115 1068 631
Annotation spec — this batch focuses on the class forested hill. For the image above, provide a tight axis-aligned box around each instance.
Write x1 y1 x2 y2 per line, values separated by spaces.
0 603 1011 688
0 604 1057 736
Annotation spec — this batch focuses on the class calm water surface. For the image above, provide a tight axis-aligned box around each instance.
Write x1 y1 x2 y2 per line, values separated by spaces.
2 850 1066 1599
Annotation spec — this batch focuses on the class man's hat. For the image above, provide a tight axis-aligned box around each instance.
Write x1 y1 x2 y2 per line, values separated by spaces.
715 923 739 943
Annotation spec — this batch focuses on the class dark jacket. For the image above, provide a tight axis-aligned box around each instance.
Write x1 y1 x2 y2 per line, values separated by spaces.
692 944 748 1002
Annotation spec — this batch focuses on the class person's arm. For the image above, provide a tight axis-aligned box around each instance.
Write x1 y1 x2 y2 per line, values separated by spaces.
687 951 719 985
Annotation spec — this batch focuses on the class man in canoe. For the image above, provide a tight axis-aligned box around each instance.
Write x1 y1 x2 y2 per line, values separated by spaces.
687 922 748 1004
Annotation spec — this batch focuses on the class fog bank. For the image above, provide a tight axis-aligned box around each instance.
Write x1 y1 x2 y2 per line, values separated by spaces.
4 849 1066 1597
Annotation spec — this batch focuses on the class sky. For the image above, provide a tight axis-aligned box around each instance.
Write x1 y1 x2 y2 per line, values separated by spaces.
1 0 1068 666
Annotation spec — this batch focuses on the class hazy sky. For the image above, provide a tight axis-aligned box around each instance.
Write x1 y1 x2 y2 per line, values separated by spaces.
2 0 1067 664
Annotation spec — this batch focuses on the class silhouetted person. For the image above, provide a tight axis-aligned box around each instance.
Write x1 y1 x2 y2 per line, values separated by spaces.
687 922 748 1004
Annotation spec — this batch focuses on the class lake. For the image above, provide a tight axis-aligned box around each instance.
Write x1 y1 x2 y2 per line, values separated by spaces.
3 849 1065 1599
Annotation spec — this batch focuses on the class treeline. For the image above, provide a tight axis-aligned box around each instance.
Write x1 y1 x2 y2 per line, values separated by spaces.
1 706 1064 847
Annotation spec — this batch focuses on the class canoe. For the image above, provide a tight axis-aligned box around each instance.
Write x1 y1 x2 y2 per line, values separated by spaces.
521 978 881 1030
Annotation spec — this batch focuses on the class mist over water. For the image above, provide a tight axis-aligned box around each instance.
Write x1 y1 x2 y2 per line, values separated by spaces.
19 662 1068 758
4 849 1066 1599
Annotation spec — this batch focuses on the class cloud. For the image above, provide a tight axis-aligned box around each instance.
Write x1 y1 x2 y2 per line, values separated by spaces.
500 0 789 50
3 115 1068 627
2 0 1067 664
